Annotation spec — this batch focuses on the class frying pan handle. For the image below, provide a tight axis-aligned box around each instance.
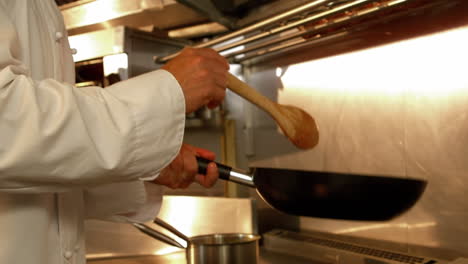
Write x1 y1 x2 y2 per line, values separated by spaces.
196 157 255 187
196 157 232 180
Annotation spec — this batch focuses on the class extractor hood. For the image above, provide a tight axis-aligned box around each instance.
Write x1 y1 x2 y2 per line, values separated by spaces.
57 0 310 37
57 0 212 36
59 0 468 67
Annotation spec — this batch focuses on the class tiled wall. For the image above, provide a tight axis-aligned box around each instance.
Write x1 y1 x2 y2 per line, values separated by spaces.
244 25 468 259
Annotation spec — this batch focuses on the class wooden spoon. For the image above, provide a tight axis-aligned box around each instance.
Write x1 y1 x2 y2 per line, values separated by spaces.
227 73 319 149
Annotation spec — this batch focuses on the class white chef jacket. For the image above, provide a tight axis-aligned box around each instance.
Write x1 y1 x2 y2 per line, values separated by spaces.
0 0 186 264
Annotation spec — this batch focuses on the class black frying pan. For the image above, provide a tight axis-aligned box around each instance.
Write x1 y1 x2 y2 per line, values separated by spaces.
197 157 427 221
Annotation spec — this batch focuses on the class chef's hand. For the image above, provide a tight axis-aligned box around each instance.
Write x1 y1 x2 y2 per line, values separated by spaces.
162 47 229 114
152 144 219 189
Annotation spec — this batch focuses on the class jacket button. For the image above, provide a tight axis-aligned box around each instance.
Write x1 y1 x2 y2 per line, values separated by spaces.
55 31 63 41
64 251 73 259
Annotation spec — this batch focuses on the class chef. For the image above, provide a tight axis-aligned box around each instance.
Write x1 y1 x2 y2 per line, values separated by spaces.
0 0 229 263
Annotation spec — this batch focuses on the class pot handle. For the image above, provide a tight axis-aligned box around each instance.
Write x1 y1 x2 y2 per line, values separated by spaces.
133 223 186 249
153 218 191 243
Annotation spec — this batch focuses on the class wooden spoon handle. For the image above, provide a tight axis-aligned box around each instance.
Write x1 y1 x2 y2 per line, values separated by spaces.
227 73 280 118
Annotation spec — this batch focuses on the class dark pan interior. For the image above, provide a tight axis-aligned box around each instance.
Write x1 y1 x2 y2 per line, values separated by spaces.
252 168 427 221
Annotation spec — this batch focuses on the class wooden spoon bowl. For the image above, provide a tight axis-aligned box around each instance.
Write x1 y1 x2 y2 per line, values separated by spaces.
227 73 319 149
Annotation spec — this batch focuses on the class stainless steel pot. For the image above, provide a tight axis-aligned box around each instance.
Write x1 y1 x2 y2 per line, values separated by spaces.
134 218 261 264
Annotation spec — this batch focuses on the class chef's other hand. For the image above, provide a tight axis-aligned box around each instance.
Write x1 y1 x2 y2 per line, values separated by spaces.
162 47 229 114
153 144 219 189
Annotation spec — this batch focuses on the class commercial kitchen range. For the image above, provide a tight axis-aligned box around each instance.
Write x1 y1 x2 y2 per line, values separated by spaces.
57 0 468 263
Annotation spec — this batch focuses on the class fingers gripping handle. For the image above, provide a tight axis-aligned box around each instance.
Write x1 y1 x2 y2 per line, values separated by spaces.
196 157 232 181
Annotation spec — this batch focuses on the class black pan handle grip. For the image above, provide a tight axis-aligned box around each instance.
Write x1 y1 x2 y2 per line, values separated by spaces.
196 157 232 181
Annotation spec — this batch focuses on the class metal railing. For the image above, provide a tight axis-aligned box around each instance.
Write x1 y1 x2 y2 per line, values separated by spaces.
154 0 450 65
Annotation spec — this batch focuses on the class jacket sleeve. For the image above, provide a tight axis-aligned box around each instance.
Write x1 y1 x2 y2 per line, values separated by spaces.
83 181 164 223
0 6 186 193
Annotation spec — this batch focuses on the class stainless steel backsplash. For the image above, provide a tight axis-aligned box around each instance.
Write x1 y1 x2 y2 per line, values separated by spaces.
227 24 468 260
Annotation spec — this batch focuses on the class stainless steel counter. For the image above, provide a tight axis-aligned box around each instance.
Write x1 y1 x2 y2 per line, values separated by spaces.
87 248 327 264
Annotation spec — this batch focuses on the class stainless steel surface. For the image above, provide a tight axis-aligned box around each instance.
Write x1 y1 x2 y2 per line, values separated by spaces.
213 0 371 54
85 196 256 258
156 0 464 66
189 233 260 245
232 21 468 259
229 168 255 187
68 26 125 62
64 0 466 67
174 0 238 29
224 0 413 60
155 196 257 237
87 248 326 264
137 217 261 264
133 223 185 249
61 0 207 36
233 31 348 64
68 26 185 67
245 0 468 68
168 22 228 39
156 0 332 62
187 233 260 264
200 0 327 44
69 0 468 260
153 218 191 244
69 26 187 90
263 229 452 264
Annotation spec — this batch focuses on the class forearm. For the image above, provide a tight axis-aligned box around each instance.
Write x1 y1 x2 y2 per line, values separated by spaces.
0 67 185 193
